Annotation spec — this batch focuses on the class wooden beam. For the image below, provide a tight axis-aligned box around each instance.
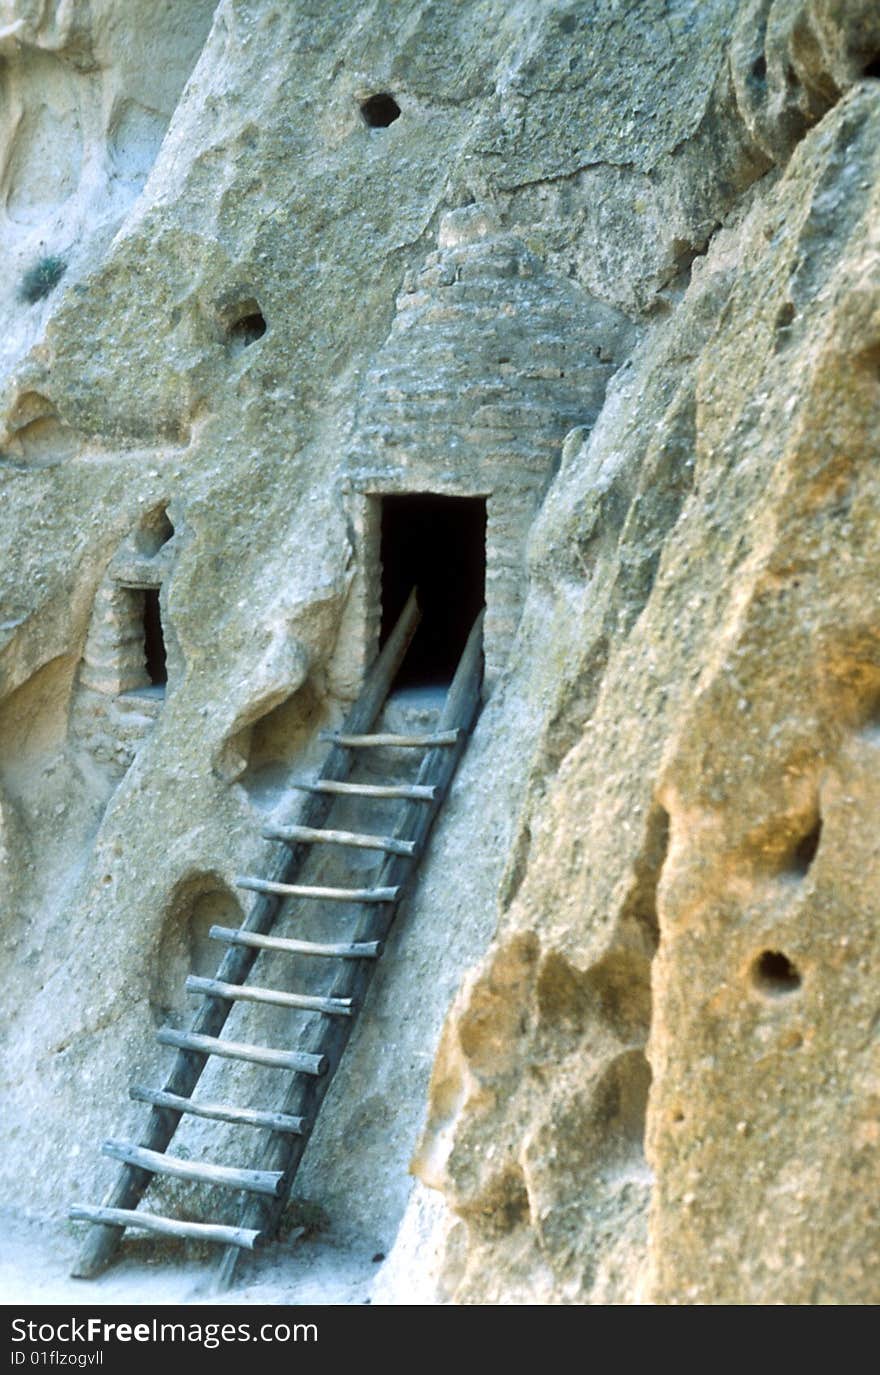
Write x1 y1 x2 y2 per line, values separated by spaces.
209 925 382 960
234 877 400 902
262 823 416 857
156 1027 327 1075
319 729 460 748
129 1085 305 1134
288 779 437 801
101 1141 284 1196
185 974 354 1016
69 1205 263 1250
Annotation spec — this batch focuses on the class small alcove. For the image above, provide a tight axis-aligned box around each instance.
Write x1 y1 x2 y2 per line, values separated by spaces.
151 879 243 1026
380 493 486 688
750 949 802 998
222 297 267 355
142 587 167 690
360 93 401 127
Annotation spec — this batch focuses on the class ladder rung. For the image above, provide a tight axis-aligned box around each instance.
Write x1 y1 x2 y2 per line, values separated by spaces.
69 1204 263 1250
209 924 382 960
101 1140 284 1196
186 974 354 1017
130 1085 306 1132
235 876 400 902
263 823 416 857
320 729 460 748
290 779 437 801
156 1026 327 1075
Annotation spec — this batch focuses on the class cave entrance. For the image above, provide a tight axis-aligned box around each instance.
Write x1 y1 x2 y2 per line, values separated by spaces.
380 493 486 689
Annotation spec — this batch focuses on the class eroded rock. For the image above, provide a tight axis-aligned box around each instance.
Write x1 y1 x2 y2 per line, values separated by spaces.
1 0 878 1306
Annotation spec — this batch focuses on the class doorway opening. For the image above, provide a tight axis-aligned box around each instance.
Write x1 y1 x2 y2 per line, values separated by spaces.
142 587 167 689
380 494 486 688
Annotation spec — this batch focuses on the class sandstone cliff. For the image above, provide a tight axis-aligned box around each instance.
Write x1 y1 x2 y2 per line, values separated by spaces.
1 0 878 1304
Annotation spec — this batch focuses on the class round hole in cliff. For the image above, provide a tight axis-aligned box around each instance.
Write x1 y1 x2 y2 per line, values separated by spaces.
227 309 266 353
863 55 880 78
775 302 795 330
751 55 767 82
750 949 802 997
360 93 401 127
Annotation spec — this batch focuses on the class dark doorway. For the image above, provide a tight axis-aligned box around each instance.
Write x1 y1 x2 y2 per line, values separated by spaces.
380 494 486 687
143 588 167 687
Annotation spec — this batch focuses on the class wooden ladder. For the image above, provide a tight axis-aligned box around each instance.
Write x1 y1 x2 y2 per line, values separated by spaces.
69 590 483 1289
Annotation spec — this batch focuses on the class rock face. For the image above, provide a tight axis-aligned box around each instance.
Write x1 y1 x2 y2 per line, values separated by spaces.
1 0 879 1305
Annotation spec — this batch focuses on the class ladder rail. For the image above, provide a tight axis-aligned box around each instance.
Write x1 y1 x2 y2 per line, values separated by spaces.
216 610 484 1289
71 591 422 1281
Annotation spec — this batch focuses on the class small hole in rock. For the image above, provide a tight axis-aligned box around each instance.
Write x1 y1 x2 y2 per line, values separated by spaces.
790 817 821 875
360 93 401 127
227 310 266 352
371 1252 385 1263
863 55 880 79
775 302 795 330
751 55 767 82
751 949 802 997
137 505 174 556
155 509 174 547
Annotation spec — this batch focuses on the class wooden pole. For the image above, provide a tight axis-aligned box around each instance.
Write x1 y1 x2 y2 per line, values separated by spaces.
129 1085 305 1133
69 1205 263 1250
101 1141 284 1196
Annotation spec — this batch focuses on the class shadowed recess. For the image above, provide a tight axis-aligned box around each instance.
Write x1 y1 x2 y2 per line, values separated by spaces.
137 505 174 556
18 255 66 304
750 949 802 997
360 93 401 127
785 816 821 876
380 494 486 688
223 298 267 354
151 878 244 1026
143 589 167 688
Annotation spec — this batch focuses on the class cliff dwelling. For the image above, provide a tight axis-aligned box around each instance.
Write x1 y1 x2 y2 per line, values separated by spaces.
378 494 487 688
1 0 879 1312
